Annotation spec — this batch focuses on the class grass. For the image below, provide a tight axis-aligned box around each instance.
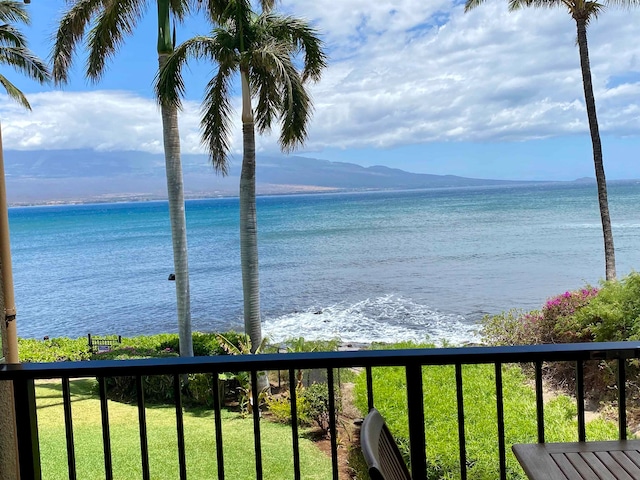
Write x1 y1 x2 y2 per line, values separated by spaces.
35 379 332 480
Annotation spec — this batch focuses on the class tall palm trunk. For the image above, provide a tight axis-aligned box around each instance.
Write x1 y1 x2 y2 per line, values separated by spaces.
575 18 616 281
158 0 193 357
239 69 262 353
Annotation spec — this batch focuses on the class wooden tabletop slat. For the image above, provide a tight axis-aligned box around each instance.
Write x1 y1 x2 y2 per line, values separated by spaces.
624 450 640 469
607 451 640 478
558 452 601 480
513 441 640 480
584 452 626 480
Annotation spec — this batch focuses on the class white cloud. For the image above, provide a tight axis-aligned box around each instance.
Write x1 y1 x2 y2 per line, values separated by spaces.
2 0 640 154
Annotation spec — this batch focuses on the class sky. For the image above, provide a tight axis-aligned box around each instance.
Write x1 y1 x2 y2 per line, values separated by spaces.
2 0 640 181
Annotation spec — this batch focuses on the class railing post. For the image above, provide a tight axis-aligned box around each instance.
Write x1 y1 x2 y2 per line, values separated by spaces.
406 363 426 479
576 361 586 442
13 378 41 480
618 359 627 440
535 361 545 443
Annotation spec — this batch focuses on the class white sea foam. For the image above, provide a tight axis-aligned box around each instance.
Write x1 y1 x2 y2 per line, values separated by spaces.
262 295 480 346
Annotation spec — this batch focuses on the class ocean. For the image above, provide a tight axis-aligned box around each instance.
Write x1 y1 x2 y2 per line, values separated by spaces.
8 181 640 345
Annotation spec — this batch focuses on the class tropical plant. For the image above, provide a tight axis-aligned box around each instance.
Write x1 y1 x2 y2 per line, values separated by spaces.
464 0 632 281
156 0 327 356
51 0 194 356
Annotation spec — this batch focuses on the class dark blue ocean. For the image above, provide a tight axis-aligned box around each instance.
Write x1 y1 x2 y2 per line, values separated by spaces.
8 182 640 345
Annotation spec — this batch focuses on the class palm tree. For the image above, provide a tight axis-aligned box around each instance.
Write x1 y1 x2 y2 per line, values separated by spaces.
465 0 628 281
51 0 194 356
0 0 50 363
156 0 326 353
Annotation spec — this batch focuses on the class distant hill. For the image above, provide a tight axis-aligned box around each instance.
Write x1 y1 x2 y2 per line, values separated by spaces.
3 149 532 205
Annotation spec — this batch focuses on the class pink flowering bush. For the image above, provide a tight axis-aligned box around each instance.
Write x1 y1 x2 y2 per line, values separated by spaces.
482 274 640 404
482 287 598 346
539 287 599 343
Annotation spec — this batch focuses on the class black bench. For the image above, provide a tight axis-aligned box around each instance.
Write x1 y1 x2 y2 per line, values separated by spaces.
87 334 122 353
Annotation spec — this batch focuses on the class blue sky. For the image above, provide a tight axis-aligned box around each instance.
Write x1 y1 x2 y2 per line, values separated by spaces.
3 0 640 181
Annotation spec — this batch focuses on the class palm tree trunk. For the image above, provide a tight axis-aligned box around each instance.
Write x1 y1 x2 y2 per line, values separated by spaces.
159 53 193 357
240 122 261 350
576 18 616 281
239 69 269 392
239 70 262 352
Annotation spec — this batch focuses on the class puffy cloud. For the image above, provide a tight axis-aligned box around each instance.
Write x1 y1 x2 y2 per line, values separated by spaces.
3 0 640 154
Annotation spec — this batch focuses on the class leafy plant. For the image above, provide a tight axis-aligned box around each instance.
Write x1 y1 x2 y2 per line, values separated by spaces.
299 383 341 435
265 388 311 426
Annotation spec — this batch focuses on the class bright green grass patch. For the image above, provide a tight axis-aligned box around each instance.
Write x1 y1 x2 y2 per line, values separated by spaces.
36 380 331 480
354 362 618 480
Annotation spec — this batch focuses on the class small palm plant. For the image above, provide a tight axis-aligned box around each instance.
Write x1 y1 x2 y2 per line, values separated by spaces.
215 333 269 414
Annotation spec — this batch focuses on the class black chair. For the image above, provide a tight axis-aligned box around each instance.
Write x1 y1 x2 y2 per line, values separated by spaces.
361 408 412 480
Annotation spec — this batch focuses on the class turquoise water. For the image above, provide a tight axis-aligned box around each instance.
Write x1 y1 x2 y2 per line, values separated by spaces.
8 182 640 344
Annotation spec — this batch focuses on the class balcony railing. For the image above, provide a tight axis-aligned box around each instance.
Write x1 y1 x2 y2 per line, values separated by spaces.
1 341 639 480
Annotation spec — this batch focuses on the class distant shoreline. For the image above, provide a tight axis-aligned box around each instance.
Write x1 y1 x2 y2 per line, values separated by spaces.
6 180 598 208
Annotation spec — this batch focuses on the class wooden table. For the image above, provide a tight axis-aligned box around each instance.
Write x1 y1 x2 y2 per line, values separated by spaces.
513 441 640 480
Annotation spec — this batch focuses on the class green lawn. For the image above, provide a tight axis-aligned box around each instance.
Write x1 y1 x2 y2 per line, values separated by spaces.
35 380 332 480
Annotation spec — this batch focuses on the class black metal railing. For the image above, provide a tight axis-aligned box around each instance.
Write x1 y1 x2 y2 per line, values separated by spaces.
1 341 639 480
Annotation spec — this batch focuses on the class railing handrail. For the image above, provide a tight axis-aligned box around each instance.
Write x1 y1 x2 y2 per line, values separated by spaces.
2 341 639 380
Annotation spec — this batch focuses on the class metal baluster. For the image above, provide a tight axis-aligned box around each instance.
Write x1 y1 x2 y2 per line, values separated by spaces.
98 377 113 480
288 369 301 480
61 377 76 480
618 359 627 440
535 361 544 443
212 372 225 480
405 363 427 479
327 368 339 480
366 366 374 412
576 361 586 442
251 370 263 480
495 363 506 480
455 364 467 480
136 376 150 480
173 374 187 480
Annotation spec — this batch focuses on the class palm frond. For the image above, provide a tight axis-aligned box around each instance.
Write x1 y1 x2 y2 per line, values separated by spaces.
86 0 146 82
0 0 29 25
277 59 311 151
249 40 288 133
259 0 276 13
0 46 50 84
51 0 104 85
0 24 28 48
200 62 234 173
169 0 190 21
464 0 488 11
0 73 31 110
257 13 326 82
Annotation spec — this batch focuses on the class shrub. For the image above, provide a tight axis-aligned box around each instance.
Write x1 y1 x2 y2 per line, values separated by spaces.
569 273 640 342
482 287 598 346
265 389 311 426
298 382 341 435
158 331 248 357
18 337 91 363
92 347 179 403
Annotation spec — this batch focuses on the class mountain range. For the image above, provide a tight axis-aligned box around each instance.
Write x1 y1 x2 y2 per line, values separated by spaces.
3 149 537 205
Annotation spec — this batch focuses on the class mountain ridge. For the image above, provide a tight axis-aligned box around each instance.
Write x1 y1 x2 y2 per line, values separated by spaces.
3 148 545 205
